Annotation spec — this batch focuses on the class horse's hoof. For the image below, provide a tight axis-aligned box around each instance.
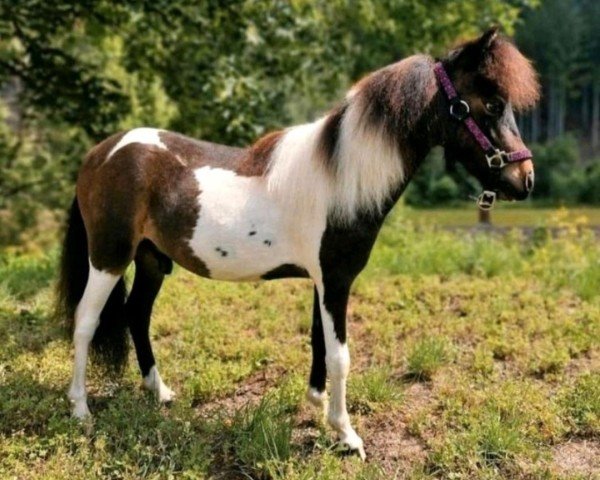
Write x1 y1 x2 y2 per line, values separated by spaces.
337 432 366 461
71 401 91 420
158 386 176 404
306 387 327 408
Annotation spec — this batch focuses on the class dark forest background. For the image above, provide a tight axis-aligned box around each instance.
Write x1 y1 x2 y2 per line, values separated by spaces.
0 0 598 246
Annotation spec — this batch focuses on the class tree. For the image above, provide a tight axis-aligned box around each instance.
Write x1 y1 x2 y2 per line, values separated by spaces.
0 0 539 245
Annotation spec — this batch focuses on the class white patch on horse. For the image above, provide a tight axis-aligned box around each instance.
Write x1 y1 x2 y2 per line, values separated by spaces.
68 262 120 419
107 127 168 160
266 105 404 225
330 98 405 223
143 366 175 403
189 166 324 281
266 119 333 219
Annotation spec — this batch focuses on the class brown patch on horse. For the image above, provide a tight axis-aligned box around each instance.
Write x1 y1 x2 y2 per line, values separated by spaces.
158 131 246 171
77 143 149 273
483 39 540 111
159 130 278 177
143 149 211 278
239 130 284 176
77 140 210 277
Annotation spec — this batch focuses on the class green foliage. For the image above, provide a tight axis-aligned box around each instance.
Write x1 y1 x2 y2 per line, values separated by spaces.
530 135 582 201
0 249 56 299
407 135 600 207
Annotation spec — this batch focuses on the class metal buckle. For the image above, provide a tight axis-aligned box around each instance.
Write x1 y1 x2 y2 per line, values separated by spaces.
485 149 509 169
477 190 496 210
449 99 470 121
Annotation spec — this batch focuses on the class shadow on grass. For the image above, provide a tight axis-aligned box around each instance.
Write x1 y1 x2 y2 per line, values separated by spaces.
0 304 66 362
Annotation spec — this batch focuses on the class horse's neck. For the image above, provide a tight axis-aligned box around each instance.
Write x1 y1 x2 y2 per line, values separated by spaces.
266 84 438 227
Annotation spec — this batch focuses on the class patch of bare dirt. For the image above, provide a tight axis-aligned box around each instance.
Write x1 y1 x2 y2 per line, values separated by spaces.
362 411 427 477
193 365 287 419
291 403 324 456
552 439 600 478
564 350 600 379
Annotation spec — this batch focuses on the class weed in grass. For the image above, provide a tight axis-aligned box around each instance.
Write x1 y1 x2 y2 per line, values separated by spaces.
472 411 524 467
560 373 600 436
528 342 571 377
471 345 495 377
226 382 301 478
349 367 403 413
406 338 450 381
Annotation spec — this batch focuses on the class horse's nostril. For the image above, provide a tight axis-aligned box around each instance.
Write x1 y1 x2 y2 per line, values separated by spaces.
525 171 535 192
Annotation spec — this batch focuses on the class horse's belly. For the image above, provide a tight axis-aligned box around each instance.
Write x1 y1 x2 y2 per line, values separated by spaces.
186 166 304 281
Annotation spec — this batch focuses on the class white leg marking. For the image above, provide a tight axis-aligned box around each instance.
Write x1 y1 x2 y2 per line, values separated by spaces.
143 366 175 403
315 284 366 460
68 263 120 419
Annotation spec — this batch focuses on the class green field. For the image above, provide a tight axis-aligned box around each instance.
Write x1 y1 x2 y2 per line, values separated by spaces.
404 205 600 227
1 209 599 479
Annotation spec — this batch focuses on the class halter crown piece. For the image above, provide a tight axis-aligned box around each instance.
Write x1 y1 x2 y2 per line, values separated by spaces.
433 62 532 210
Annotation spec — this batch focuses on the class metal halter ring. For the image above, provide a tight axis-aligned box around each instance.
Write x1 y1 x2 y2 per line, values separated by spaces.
477 190 496 211
485 149 509 169
449 99 470 121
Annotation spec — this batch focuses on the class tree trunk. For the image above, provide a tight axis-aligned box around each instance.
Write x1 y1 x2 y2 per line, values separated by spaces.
548 82 555 139
582 84 589 134
532 107 541 143
558 83 566 137
593 80 599 151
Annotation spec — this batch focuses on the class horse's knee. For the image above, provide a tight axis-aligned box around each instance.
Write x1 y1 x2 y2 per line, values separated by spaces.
306 387 327 408
325 344 350 379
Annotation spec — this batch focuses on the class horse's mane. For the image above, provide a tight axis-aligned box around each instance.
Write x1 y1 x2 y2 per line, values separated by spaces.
482 39 540 111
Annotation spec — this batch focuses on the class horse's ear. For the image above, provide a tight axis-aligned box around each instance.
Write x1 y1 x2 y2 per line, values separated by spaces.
476 27 499 52
450 27 500 71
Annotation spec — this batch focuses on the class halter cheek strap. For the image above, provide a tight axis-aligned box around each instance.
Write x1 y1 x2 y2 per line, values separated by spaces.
433 62 532 210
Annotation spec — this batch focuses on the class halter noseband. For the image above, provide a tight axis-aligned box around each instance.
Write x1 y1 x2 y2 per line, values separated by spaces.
433 62 532 210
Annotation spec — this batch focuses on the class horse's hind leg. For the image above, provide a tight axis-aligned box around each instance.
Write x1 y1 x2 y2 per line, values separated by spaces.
127 240 175 403
68 265 121 418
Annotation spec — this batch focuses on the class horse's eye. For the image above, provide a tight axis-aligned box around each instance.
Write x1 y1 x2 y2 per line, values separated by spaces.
485 100 505 116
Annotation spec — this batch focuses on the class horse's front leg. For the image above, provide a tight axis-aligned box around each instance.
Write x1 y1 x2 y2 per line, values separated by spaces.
307 287 327 408
314 280 365 460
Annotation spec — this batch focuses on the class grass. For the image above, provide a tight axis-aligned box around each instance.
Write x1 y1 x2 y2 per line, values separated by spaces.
403 204 600 227
0 206 599 479
560 373 600 437
406 338 450 381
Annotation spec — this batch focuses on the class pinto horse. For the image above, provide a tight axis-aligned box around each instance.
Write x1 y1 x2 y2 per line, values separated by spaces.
58 28 539 458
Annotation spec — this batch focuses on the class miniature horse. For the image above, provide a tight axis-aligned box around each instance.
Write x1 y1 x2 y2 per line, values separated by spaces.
58 29 539 458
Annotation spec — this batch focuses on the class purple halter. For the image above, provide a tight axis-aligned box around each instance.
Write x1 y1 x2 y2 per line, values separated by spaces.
433 62 532 210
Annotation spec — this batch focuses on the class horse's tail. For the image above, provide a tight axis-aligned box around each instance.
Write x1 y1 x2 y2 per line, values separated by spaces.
57 197 129 374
